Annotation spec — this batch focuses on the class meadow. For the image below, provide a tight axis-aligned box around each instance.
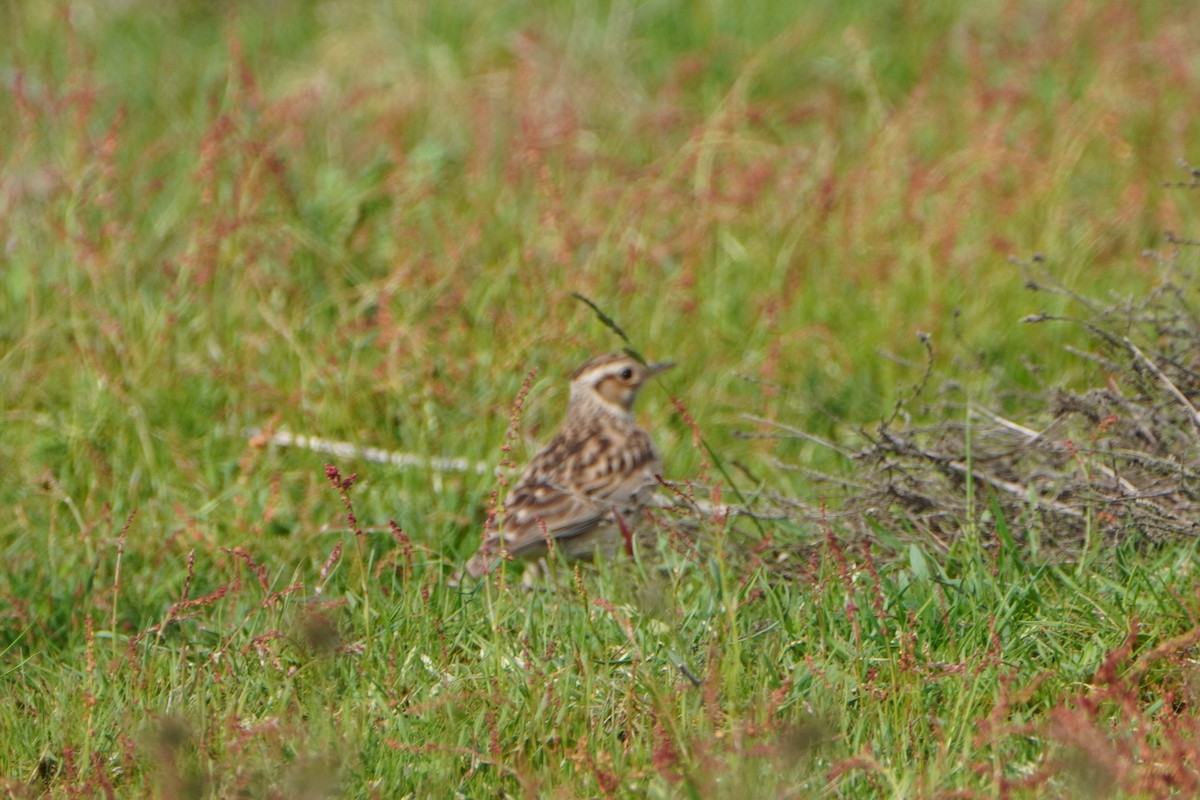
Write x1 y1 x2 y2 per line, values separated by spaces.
4 0 1200 796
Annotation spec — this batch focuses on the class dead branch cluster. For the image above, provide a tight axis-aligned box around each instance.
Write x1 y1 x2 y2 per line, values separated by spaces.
752 257 1200 555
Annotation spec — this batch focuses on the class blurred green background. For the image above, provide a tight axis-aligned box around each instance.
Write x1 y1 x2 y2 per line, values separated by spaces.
3 0 1200 795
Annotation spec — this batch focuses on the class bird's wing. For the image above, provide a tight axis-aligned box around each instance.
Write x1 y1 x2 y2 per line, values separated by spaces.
501 479 610 554
465 426 661 575
465 480 607 576
506 426 661 548
579 427 662 506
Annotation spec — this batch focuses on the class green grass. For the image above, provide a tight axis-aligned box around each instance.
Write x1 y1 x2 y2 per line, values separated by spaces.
5 0 1200 796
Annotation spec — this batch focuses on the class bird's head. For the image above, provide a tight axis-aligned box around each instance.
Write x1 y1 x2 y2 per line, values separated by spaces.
569 353 673 414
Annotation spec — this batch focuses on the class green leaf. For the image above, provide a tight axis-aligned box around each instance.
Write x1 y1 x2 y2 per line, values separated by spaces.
909 543 930 581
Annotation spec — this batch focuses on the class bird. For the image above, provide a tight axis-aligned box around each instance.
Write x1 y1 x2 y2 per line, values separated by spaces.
465 353 673 578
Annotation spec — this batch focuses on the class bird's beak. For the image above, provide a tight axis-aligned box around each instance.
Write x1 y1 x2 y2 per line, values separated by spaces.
647 361 675 377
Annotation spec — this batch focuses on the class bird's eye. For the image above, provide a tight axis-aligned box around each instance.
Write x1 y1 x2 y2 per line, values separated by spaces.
620 368 634 380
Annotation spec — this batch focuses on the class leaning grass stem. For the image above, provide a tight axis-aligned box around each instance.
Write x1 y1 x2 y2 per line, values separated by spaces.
109 509 136 663
963 403 975 543
324 464 372 639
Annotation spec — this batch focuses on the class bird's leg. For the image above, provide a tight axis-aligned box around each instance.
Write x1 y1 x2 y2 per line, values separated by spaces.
613 510 635 557
521 559 547 590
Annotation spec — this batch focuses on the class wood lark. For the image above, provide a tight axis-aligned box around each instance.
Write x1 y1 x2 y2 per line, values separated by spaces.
465 353 673 578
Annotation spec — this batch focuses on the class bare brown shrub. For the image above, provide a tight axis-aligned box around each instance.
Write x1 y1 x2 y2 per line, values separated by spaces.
750 237 1200 557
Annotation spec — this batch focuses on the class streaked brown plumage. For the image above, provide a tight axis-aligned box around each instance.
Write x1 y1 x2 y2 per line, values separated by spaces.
466 353 672 578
